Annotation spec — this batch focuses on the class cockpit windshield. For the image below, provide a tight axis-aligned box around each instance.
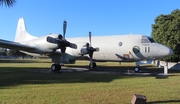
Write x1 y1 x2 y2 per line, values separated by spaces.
148 37 155 43
141 36 155 43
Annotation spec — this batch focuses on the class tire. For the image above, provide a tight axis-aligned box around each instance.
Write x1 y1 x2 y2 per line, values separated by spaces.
51 64 61 71
134 67 140 72
51 64 57 71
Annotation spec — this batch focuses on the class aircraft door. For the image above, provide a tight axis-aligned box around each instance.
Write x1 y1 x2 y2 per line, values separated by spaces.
130 44 152 60
130 45 142 60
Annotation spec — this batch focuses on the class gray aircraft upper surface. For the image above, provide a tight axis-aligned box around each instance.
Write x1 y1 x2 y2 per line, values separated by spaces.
0 18 173 72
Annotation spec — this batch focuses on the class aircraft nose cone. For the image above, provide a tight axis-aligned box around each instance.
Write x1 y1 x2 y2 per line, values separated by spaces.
168 48 173 56
162 46 173 57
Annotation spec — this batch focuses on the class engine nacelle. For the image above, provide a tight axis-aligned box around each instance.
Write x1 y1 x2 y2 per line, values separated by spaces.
25 35 59 53
51 53 76 64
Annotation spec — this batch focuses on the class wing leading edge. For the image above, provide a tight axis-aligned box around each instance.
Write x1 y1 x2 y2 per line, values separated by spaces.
0 39 41 53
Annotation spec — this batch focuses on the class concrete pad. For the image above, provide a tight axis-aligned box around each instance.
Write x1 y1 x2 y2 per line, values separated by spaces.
156 73 168 79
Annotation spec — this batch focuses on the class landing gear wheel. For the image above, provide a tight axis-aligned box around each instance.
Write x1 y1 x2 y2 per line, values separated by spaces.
134 66 140 73
89 62 96 70
51 64 61 72
51 64 57 71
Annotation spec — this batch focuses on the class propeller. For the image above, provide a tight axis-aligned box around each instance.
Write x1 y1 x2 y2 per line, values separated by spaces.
60 20 67 65
46 20 77 53
47 20 77 65
86 31 99 69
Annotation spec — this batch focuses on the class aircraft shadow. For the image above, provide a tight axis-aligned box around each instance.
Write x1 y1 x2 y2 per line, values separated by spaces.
0 65 180 88
147 100 180 104
65 64 165 73
0 59 51 63
0 66 132 88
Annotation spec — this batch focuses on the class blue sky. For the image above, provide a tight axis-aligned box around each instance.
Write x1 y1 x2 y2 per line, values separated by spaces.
0 0 180 41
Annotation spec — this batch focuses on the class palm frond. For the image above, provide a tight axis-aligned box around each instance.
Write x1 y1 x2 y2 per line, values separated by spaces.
0 0 17 7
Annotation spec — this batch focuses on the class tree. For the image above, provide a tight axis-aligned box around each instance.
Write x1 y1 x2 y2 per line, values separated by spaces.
0 47 7 56
6 49 27 58
0 0 17 7
6 49 15 56
152 9 180 62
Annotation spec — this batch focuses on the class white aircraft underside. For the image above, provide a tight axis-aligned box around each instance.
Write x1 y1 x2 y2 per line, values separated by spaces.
0 18 173 72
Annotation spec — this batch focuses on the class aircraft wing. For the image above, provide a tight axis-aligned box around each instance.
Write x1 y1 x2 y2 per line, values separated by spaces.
0 39 38 52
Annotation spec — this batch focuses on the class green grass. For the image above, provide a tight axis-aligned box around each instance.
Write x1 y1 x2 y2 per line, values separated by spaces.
0 59 180 104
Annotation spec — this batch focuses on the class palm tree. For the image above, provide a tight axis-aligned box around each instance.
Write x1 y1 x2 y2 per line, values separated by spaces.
0 0 17 7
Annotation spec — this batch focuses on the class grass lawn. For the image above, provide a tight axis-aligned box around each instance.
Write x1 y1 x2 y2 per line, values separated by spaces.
0 59 180 104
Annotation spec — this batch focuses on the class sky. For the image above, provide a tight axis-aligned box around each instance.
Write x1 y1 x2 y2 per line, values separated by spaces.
0 0 180 41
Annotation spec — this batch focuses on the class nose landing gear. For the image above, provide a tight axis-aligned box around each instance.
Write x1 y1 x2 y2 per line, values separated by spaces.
134 66 140 72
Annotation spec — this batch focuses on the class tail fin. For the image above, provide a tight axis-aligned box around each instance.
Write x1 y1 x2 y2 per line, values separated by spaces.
14 18 37 42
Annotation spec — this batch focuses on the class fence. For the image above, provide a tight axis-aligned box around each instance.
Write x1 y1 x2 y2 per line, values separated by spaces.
155 60 180 70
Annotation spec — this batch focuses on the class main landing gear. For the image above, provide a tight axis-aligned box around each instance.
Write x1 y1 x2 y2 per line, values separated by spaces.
51 64 61 72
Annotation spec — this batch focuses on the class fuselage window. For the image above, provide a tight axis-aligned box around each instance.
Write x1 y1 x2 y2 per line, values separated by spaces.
145 47 150 53
148 47 150 52
118 42 123 46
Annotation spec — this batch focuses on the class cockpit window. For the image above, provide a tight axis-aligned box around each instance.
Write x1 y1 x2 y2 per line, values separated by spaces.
141 39 150 43
141 36 155 43
148 37 155 43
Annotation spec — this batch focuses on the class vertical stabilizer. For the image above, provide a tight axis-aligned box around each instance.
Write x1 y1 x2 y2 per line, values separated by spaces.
14 18 37 42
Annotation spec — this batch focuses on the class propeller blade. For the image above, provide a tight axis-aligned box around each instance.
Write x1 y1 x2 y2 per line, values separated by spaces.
63 20 67 39
57 40 77 49
89 51 93 59
47 36 77 49
47 36 58 44
61 47 66 53
89 31 92 47
69 43 77 49
89 52 93 69
94 47 99 52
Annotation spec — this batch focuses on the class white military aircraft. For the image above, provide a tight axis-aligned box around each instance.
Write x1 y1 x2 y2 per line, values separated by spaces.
0 18 173 72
